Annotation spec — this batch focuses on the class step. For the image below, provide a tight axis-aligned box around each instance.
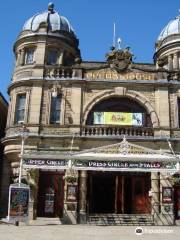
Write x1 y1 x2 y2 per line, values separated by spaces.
30 217 62 226
88 214 154 226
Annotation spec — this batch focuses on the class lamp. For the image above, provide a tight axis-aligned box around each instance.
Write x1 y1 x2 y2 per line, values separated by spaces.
18 125 29 187
52 85 58 98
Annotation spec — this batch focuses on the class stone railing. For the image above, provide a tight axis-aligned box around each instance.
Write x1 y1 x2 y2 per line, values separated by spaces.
44 66 73 78
81 125 154 137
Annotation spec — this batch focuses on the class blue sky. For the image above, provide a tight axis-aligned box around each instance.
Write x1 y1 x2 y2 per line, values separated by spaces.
1 0 180 100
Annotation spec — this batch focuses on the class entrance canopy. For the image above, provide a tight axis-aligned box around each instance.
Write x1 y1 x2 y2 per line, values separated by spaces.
23 137 180 172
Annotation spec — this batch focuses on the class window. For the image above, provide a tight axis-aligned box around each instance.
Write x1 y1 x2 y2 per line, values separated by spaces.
15 94 26 123
25 48 34 64
47 50 58 65
50 95 61 123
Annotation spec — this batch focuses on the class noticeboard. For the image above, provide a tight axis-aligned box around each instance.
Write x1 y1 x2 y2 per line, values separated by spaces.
8 184 30 222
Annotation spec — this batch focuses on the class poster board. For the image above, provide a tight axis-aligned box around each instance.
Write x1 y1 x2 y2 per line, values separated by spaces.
162 187 173 203
66 185 77 202
8 184 30 222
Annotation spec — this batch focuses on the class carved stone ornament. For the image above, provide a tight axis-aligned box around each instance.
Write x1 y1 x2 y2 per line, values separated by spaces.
157 57 165 68
106 47 133 72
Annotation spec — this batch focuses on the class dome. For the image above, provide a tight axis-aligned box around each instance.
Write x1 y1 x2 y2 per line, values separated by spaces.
23 3 75 35
158 16 180 41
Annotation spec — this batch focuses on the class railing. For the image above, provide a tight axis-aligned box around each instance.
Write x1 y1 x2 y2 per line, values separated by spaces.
45 66 73 78
81 125 154 137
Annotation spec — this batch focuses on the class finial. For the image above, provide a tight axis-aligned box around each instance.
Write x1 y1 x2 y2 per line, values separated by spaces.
117 37 122 50
48 2 55 13
113 23 116 48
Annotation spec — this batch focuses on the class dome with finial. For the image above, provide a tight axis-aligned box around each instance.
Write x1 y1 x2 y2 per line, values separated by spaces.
158 15 180 41
23 3 75 35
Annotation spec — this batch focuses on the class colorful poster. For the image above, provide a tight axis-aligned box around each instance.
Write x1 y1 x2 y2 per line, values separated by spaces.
132 113 143 126
94 112 104 124
104 112 132 125
66 185 77 202
94 112 143 126
8 184 30 222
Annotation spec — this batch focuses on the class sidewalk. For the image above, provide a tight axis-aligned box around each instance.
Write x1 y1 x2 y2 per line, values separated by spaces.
0 225 180 240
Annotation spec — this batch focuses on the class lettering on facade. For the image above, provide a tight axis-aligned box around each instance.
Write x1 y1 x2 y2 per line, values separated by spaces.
84 70 155 81
75 160 176 171
23 159 68 169
23 159 176 171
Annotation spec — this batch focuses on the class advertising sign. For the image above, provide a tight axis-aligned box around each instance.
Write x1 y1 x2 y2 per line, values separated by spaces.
23 159 68 169
66 185 77 202
73 160 177 172
162 187 173 204
8 184 30 222
94 112 143 126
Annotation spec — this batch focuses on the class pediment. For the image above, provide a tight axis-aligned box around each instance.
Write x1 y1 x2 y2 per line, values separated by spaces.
71 137 176 162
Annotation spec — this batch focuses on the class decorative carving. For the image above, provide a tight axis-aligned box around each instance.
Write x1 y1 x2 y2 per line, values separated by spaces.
157 57 166 68
74 136 173 156
106 46 133 72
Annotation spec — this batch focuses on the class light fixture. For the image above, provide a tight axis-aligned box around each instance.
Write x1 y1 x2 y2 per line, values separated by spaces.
52 85 58 98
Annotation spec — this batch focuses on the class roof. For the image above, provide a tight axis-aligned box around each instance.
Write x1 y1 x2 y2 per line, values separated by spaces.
22 3 75 36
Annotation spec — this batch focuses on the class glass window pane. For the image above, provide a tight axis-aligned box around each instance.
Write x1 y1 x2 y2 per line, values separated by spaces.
50 95 61 123
25 49 34 64
16 94 26 123
47 50 58 65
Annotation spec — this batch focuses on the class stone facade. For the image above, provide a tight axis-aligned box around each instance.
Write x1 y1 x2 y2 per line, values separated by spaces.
1 4 180 225
0 92 8 216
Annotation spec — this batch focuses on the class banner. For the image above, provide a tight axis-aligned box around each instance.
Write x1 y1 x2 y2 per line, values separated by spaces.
94 112 142 126
74 160 177 172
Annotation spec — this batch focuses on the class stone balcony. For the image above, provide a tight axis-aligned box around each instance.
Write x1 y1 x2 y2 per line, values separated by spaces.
81 125 154 138
6 124 180 140
44 66 82 79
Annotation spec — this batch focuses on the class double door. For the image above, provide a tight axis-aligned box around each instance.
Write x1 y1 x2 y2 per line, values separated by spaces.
37 171 64 217
89 172 151 214
117 174 151 214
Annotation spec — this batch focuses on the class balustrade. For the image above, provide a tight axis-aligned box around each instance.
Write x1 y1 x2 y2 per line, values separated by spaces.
45 66 73 78
81 125 154 137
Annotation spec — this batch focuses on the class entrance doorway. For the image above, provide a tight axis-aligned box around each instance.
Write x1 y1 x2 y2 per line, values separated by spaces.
88 172 151 214
174 186 180 220
89 172 116 213
37 171 64 218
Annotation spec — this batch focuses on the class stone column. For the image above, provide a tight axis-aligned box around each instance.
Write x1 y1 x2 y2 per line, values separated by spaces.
151 172 160 225
159 172 174 225
16 51 21 66
168 55 173 71
19 49 25 66
27 169 39 222
173 53 179 70
59 51 64 65
63 169 78 224
79 170 87 223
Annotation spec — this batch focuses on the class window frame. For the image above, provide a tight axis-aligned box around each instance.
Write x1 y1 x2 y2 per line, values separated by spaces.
49 94 62 124
47 49 59 65
24 48 35 65
15 93 27 124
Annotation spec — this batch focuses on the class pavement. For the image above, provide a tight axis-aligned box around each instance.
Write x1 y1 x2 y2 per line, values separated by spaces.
0 224 180 240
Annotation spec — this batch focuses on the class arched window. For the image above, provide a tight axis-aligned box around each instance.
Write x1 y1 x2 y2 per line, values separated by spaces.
86 97 152 127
